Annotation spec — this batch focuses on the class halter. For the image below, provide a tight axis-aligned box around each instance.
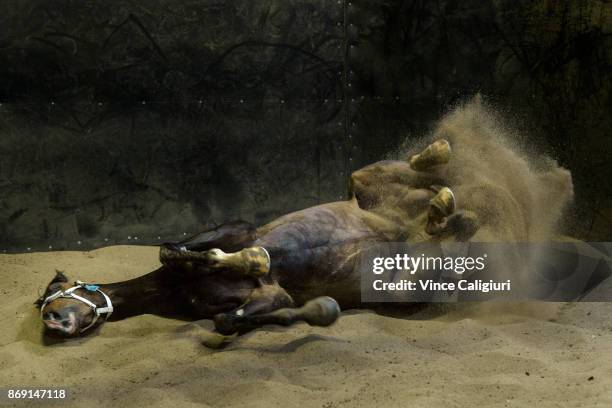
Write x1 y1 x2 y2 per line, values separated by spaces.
40 281 114 333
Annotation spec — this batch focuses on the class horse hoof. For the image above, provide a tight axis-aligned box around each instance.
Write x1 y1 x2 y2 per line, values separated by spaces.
425 187 456 235
213 313 238 335
430 186 455 217
301 296 341 327
409 139 451 171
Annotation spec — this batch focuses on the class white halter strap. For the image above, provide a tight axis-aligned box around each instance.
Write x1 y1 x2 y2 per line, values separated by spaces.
40 281 114 333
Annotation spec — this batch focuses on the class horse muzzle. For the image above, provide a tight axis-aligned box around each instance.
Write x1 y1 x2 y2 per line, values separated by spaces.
43 311 78 335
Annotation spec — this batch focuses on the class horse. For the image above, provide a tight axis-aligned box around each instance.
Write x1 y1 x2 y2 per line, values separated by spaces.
37 125 573 337
36 139 481 337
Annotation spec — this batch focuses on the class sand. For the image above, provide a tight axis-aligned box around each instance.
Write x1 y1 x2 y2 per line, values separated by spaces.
1 245 611 407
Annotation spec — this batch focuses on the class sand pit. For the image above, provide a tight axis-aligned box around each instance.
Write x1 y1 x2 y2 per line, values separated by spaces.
1 245 610 407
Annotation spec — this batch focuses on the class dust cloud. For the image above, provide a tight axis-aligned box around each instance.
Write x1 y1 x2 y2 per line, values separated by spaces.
406 95 574 242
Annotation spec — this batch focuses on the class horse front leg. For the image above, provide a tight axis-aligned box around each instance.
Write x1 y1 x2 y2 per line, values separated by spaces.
214 294 340 336
407 140 479 241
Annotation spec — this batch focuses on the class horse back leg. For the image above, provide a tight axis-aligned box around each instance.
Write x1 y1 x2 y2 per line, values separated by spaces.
159 245 271 278
160 221 258 268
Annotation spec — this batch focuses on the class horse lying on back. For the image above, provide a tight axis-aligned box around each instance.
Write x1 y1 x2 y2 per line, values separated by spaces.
36 133 570 337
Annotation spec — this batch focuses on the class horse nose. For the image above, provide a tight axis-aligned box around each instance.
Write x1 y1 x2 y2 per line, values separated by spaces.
44 310 70 321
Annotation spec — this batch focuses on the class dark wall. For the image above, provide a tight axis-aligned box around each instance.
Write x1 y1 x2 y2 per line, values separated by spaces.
0 0 610 251
347 0 612 240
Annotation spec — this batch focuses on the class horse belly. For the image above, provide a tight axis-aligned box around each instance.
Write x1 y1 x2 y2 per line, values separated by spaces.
261 234 374 308
253 202 390 308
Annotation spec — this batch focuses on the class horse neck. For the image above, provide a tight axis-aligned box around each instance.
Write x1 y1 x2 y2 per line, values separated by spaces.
97 267 183 319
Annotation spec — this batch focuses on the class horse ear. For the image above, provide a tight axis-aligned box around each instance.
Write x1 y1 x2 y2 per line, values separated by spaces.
51 270 69 284
35 270 69 308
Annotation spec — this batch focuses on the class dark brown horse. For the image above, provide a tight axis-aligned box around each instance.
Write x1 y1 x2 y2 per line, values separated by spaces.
36 139 481 337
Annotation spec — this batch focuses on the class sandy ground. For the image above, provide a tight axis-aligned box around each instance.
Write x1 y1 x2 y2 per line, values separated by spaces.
1 245 611 408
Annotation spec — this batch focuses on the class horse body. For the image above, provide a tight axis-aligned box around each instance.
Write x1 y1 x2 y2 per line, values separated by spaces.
255 200 402 306
37 99 578 338
163 200 405 324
